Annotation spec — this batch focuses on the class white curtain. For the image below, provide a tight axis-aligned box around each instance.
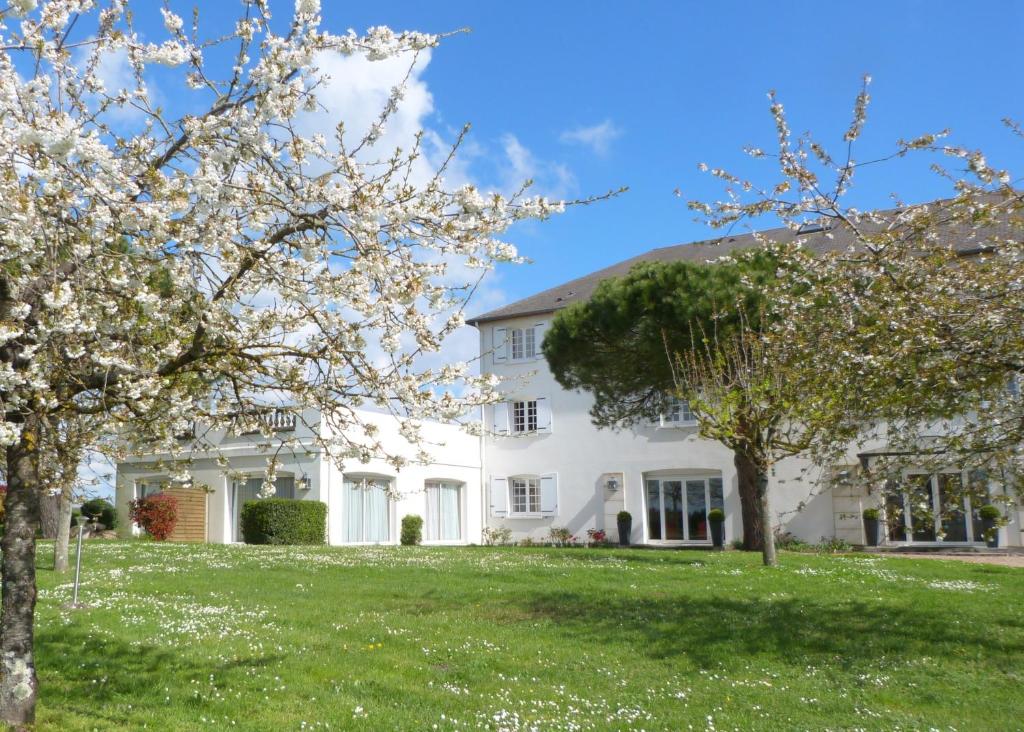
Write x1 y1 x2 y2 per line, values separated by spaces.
426 482 461 541
439 484 461 540
344 478 391 543
365 483 389 542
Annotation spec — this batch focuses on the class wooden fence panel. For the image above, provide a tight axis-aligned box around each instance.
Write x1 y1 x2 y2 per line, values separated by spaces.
163 486 208 543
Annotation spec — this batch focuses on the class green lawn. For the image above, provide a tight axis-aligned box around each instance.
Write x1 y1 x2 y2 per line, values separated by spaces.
32 542 1024 731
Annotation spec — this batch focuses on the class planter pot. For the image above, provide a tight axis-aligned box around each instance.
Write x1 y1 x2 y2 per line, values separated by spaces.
617 517 631 546
982 517 999 548
863 518 879 547
710 521 724 549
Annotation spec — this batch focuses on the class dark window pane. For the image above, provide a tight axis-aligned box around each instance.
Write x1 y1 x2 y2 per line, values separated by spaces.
646 480 661 540
686 480 707 540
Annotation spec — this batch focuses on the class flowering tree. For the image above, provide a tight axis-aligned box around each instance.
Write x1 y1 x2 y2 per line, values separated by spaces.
0 1 596 723
688 77 1024 521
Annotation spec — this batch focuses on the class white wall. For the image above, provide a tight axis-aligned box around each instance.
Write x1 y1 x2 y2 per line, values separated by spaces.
479 315 839 545
115 407 482 545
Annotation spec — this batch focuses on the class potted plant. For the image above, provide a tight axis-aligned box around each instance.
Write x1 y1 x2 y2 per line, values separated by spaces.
978 504 1001 548
708 508 725 549
862 507 881 547
616 510 632 546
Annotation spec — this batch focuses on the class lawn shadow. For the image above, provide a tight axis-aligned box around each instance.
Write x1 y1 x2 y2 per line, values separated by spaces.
37 623 283 726
521 590 1024 670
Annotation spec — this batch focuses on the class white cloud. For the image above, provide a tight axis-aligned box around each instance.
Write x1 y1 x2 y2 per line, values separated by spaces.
559 119 623 156
500 133 576 200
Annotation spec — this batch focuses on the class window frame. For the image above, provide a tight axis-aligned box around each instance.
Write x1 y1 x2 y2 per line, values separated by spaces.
509 326 538 362
509 475 542 516
424 480 464 543
659 397 697 427
511 399 539 434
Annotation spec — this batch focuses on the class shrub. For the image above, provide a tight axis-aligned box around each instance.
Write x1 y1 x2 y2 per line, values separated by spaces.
81 498 117 529
708 508 725 523
548 526 575 546
862 507 880 520
730 539 745 550
815 536 852 554
774 530 812 552
241 499 325 545
482 526 512 546
978 504 1002 520
400 514 423 546
128 493 178 541
586 528 608 545
617 510 632 522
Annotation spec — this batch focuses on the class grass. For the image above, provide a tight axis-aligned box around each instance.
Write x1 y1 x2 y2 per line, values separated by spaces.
32 541 1024 731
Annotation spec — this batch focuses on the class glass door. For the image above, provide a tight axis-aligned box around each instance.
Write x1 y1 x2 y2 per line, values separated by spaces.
888 472 983 544
645 476 724 542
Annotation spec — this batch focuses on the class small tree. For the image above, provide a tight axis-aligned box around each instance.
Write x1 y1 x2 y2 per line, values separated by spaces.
688 76 1024 518
128 494 179 541
666 312 853 565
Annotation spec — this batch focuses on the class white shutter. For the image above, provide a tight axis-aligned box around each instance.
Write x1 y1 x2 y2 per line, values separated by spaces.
533 321 546 358
490 476 508 518
539 473 557 515
536 397 552 433
492 402 509 435
492 327 508 363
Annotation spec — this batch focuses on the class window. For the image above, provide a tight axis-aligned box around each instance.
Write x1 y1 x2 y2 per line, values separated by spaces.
663 397 696 426
511 477 541 514
425 481 462 541
232 475 296 541
135 479 165 501
646 475 723 542
494 323 545 363
510 327 537 360
343 476 392 543
884 471 990 544
512 400 538 433
494 397 551 435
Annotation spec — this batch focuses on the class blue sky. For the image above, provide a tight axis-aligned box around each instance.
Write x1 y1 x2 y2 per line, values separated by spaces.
294 0 1024 310
130 1 1024 311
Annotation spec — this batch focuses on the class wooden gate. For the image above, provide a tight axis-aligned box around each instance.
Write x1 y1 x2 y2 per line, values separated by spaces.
162 485 208 542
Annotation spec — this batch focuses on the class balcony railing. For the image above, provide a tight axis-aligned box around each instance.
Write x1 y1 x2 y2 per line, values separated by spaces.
236 408 297 435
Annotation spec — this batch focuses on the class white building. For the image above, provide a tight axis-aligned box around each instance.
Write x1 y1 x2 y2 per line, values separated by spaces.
116 408 482 546
116 227 1023 548
468 233 1023 550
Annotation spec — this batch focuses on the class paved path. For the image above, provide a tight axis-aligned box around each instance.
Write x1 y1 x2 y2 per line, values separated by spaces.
884 552 1024 568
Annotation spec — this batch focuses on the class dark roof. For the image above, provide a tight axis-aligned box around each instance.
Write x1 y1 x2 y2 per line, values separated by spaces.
467 223 850 325
467 198 1018 326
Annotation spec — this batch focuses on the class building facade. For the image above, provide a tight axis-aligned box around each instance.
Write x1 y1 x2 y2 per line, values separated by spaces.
117 226 1024 548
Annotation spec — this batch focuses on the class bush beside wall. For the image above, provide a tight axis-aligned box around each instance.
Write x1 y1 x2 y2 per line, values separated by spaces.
400 514 423 546
241 499 326 545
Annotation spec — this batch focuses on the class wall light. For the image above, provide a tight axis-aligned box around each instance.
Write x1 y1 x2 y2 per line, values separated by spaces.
606 476 619 493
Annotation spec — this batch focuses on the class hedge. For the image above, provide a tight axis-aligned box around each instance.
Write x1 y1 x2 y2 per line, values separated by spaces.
241 498 326 545
81 498 118 529
400 514 423 546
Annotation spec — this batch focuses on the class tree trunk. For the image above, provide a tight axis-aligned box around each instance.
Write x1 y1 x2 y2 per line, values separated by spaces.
0 419 40 727
38 492 60 540
758 474 778 567
53 486 73 573
733 450 764 551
